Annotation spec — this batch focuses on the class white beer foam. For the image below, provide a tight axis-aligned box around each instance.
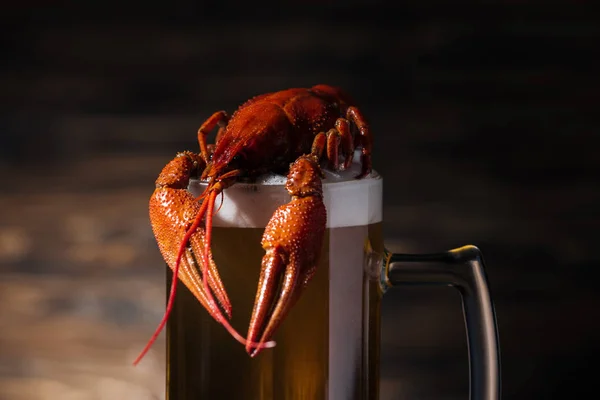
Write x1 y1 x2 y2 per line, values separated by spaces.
187 151 383 228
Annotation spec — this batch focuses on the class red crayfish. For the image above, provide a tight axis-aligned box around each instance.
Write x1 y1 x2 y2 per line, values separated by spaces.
133 84 373 364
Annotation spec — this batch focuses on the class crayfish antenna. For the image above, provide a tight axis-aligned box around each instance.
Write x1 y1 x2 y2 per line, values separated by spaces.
201 190 276 351
133 195 212 366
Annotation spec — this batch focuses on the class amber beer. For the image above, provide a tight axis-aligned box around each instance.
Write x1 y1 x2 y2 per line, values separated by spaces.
167 167 384 400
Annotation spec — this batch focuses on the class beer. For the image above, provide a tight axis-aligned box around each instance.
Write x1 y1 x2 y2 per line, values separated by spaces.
167 167 383 400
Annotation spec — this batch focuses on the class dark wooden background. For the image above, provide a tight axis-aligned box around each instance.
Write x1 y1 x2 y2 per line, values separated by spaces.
1 3 598 399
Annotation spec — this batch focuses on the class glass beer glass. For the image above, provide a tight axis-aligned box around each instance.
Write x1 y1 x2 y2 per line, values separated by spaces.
166 160 501 400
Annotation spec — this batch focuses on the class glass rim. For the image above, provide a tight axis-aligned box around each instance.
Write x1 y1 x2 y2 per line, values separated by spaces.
187 171 383 229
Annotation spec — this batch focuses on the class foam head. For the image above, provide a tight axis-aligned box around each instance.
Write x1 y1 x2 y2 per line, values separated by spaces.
188 151 382 228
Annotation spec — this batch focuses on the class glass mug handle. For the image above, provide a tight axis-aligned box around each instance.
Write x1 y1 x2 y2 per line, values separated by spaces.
369 244 501 400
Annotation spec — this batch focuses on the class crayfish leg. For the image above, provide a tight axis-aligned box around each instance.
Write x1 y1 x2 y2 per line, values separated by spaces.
311 120 355 172
345 106 372 178
197 110 229 163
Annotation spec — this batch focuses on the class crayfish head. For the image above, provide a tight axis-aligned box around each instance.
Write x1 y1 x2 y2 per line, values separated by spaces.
200 161 218 182
200 162 243 195
200 147 246 181
285 155 324 198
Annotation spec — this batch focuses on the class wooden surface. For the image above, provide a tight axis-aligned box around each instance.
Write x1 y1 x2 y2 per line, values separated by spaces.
1 4 598 399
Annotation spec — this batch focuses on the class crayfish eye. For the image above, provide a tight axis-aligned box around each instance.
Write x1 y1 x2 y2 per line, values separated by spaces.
230 154 244 167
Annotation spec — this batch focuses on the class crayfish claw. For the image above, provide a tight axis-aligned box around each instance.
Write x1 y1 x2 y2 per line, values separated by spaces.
178 247 226 319
245 245 295 356
246 155 327 357
189 235 232 318
149 153 234 321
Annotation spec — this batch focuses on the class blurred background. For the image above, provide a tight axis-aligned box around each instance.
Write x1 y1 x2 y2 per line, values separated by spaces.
0 2 598 399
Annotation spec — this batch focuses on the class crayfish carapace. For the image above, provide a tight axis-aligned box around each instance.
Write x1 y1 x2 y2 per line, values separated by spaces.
133 84 373 364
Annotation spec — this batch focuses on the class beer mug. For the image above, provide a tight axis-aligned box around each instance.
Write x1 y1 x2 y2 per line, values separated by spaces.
166 162 501 400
